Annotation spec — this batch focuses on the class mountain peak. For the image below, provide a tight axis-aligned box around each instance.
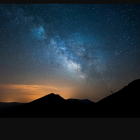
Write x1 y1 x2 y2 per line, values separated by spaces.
29 93 66 105
45 93 62 98
47 93 59 96
50 93 55 95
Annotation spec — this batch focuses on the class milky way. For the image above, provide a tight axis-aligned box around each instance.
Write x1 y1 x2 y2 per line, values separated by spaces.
0 4 140 102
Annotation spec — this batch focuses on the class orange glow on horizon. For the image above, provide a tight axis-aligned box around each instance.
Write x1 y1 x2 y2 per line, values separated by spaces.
0 84 76 103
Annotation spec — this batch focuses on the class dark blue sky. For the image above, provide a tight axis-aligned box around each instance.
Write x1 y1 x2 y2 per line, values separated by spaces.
0 4 140 102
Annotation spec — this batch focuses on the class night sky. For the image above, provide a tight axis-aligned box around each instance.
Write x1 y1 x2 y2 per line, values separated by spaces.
0 4 140 103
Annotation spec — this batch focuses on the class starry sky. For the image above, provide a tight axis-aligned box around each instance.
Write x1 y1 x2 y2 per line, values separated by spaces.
0 4 140 103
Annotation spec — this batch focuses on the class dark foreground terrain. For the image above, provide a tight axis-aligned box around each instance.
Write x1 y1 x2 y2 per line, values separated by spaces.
0 79 140 118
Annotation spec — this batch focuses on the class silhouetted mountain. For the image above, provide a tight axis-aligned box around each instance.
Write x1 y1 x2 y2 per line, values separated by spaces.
91 79 140 117
0 79 140 117
29 93 67 106
0 93 94 117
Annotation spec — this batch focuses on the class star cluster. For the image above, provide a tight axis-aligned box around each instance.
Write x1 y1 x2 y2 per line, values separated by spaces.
0 4 140 102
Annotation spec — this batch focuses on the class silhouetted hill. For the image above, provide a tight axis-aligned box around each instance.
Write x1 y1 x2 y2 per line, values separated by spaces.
92 79 140 117
0 79 140 117
29 93 67 106
0 102 26 109
0 93 94 117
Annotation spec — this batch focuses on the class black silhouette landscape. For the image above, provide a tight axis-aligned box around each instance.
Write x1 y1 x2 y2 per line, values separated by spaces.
0 79 140 118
